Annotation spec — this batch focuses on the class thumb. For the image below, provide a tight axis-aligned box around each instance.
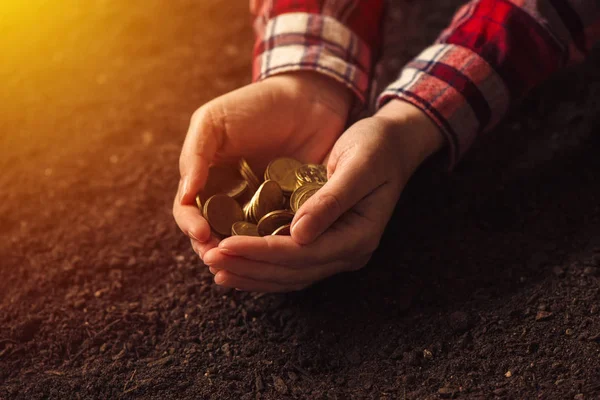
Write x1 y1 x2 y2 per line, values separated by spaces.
290 154 378 245
178 103 224 205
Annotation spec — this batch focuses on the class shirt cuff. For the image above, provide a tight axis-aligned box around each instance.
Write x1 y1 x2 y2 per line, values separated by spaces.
377 44 510 169
252 12 372 104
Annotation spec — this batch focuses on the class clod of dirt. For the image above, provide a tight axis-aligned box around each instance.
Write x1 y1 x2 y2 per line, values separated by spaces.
13 318 42 343
403 350 421 366
438 387 458 398
255 373 264 392
448 311 472 333
552 266 566 277
535 311 554 321
272 375 287 394
346 349 362 365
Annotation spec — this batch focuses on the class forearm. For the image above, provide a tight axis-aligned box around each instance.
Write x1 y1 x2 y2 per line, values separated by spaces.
250 0 385 104
378 0 600 168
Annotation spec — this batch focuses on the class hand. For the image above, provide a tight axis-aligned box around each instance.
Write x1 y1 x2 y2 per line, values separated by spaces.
173 72 352 259
203 100 444 292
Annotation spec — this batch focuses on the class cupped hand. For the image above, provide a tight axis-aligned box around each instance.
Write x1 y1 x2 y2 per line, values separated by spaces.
173 72 352 258
202 100 444 292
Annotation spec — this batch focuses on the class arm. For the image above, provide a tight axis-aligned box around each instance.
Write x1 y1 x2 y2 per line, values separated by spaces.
173 1 385 263
378 0 600 168
251 0 385 104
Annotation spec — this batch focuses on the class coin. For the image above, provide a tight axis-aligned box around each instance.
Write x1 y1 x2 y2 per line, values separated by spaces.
295 164 327 186
282 193 291 210
272 224 291 236
196 164 248 210
203 194 244 236
231 221 259 236
195 194 204 216
265 157 302 194
296 184 322 211
242 201 252 221
290 182 323 213
239 158 261 194
250 180 284 222
257 210 294 236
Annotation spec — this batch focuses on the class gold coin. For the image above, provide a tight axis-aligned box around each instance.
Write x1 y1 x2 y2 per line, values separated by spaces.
283 193 291 210
272 224 291 236
296 185 322 211
295 164 327 186
203 194 244 237
231 221 259 236
242 201 252 221
251 180 284 222
196 164 248 209
265 157 303 194
195 194 204 216
257 210 294 236
238 158 261 193
290 182 323 213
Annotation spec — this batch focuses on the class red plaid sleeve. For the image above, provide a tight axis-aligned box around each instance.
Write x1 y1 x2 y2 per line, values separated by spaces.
378 0 600 168
251 0 385 104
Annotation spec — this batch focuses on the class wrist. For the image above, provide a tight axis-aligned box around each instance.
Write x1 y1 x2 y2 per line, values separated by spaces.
263 71 353 119
374 99 444 171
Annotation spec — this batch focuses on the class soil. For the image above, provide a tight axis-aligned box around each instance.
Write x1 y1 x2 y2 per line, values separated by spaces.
1 1 599 399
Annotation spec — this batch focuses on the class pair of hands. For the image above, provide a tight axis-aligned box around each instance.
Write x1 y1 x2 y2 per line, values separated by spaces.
173 72 443 292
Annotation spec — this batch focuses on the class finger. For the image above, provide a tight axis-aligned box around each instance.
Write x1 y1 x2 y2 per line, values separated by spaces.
291 153 380 245
216 230 363 267
173 193 212 243
203 248 349 284
213 270 309 293
178 103 225 205
190 236 220 259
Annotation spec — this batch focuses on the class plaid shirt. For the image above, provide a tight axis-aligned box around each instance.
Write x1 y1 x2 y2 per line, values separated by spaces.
251 0 600 167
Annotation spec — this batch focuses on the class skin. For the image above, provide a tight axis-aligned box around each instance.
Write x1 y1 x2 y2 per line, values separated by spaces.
174 72 443 292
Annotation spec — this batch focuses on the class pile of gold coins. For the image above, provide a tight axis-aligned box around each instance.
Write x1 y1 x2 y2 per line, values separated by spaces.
196 158 327 237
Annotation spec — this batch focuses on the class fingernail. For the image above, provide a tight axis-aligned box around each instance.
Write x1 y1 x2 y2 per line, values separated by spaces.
189 231 201 241
219 248 238 257
291 214 317 244
214 272 226 285
179 177 189 204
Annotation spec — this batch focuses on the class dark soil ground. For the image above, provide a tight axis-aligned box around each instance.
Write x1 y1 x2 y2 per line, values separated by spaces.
1 1 599 399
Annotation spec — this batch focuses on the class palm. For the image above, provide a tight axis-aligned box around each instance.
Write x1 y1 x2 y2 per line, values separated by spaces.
209 76 347 173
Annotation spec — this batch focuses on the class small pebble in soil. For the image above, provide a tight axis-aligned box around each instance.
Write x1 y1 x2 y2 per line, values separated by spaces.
565 328 574 336
423 349 433 359
437 387 457 398
583 266 597 276
535 311 553 321
505 370 513 378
